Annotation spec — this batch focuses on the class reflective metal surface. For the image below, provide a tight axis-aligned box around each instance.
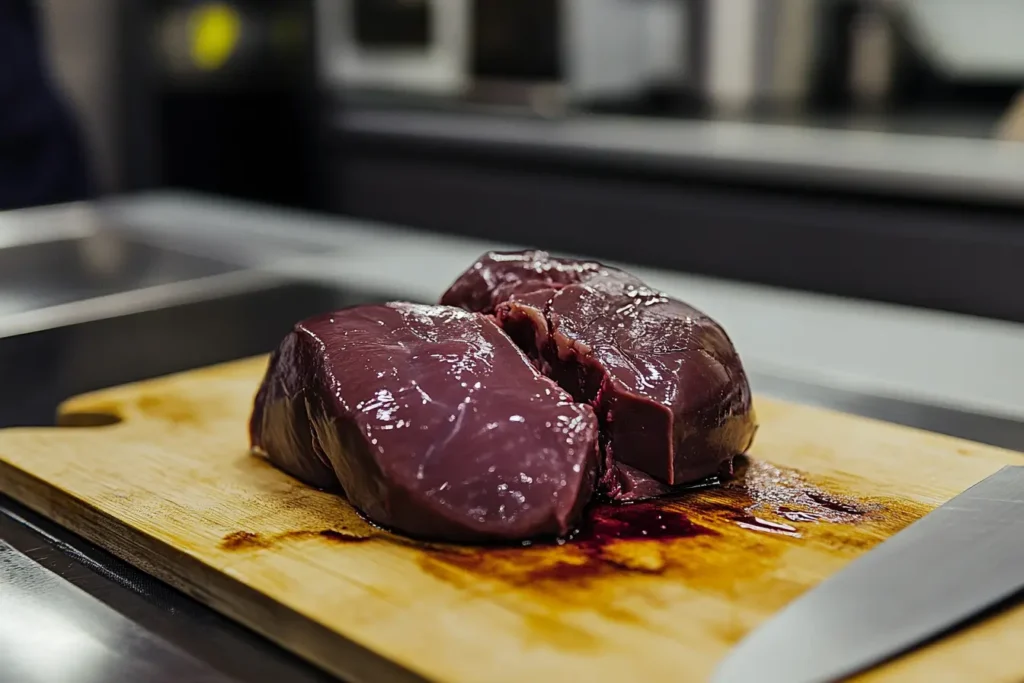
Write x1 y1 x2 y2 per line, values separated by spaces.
0 538 234 683
0 498 336 683
0 200 372 429
713 466 1024 683
0 201 362 353
0 230 243 317
0 281 364 429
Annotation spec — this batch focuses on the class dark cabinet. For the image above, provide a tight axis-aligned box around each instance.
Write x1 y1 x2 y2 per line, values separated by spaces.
115 0 322 209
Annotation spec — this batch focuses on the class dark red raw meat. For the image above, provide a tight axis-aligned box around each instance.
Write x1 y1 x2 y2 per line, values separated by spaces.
250 302 600 542
442 251 757 500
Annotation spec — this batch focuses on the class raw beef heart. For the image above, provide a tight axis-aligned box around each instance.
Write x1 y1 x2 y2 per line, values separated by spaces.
442 251 757 498
250 302 600 542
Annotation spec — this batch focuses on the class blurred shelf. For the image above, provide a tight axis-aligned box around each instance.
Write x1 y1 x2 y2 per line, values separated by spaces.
340 88 1009 140
335 101 1024 206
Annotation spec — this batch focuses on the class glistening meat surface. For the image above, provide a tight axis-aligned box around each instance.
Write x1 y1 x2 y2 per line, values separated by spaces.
442 251 757 500
250 302 600 542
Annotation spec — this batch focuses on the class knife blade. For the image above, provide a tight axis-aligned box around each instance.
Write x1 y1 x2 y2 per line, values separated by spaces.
713 465 1024 683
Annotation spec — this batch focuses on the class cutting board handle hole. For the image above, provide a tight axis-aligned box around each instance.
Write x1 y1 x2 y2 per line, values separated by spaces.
58 411 123 428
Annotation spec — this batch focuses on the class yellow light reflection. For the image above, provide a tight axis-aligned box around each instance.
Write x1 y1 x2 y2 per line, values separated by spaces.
188 3 242 71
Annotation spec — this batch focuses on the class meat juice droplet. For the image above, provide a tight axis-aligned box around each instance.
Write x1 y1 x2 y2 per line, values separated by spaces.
806 492 863 516
500 501 717 582
572 502 714 545
734 517 801 538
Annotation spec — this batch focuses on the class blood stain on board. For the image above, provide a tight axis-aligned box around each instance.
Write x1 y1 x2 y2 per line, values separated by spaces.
218 455 932 628
220 531 272 551
417 456 932 612
219 528 372 551
737 458 874 526
522 504 718 582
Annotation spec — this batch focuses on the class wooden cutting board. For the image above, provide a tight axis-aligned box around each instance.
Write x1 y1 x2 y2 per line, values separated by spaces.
1 356 1023 683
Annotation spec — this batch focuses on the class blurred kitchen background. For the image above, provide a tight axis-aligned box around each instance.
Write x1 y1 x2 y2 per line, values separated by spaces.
7 0 1024 440
46 0 1024 199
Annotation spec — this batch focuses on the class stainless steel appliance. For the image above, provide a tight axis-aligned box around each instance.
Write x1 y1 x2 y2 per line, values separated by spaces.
689 0 821 113
317 0 687 108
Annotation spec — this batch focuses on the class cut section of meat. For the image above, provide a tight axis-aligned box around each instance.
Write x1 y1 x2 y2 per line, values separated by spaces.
443 251 757 500
250 302 600 542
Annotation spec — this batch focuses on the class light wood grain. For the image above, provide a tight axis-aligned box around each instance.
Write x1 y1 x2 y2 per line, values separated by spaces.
0 356 1022 682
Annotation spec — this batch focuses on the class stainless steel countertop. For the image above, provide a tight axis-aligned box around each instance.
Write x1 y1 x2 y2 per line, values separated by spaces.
0 538 234 683
3 194 1024 683
0 498 335 683
0 202 301 341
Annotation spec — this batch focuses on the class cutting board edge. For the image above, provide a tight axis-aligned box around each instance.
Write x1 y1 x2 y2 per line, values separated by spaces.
56 355 271 417
0 457 432 683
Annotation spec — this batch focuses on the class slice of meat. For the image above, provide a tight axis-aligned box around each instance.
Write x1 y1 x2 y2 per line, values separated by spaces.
250 302 600 542
443 251 757 500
